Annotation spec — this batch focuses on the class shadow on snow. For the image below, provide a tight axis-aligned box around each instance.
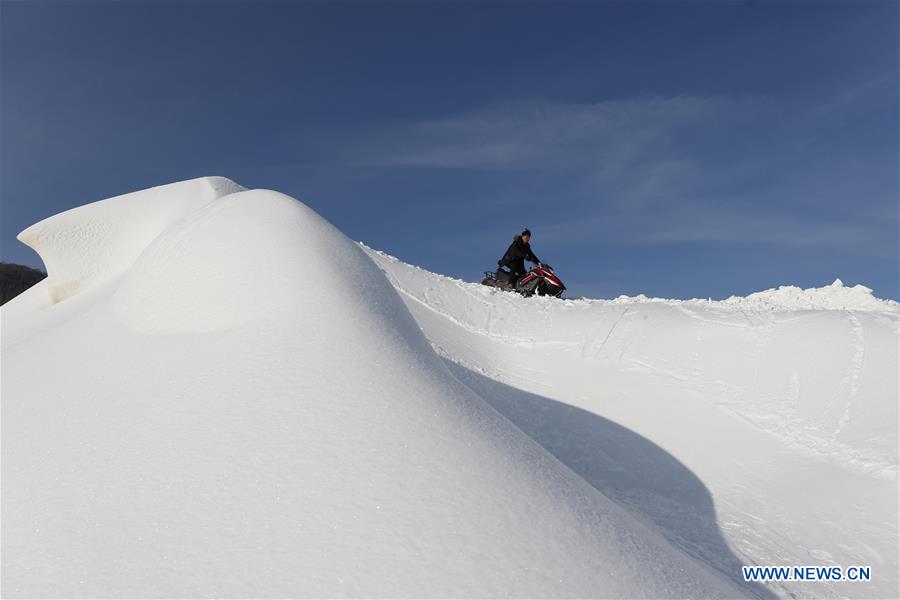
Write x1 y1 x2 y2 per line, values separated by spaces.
445 359 776 599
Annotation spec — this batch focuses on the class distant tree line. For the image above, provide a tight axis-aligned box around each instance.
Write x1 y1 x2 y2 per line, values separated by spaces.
1 263 47 305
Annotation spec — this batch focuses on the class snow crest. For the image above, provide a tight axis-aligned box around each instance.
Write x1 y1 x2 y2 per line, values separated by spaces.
17 177 244 304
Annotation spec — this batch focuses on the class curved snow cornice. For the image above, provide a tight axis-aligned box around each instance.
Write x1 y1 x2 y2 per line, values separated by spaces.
16 177 245 303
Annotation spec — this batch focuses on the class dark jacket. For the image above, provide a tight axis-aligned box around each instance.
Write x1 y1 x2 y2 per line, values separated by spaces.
498 236 540 273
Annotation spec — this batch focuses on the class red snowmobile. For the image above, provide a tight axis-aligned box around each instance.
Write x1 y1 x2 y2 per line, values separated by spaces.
481 264 566 298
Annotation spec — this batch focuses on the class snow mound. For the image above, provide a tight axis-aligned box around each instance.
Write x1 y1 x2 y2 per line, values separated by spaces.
2 180 742 598
16 177 244 304
722 279 898 312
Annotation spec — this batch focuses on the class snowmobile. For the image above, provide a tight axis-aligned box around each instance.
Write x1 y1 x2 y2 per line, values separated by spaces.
481 264 566 298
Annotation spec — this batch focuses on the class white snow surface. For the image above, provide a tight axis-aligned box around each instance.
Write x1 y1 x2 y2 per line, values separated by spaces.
16 177 244 304
2 177 898 599
602 279 896 312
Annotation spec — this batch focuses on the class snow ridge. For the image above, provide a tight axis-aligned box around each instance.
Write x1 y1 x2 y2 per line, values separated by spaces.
2 178 745 598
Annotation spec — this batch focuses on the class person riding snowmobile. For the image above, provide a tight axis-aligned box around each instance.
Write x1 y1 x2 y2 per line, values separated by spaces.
498 229 542 288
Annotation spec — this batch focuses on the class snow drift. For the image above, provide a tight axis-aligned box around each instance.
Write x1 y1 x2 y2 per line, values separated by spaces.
2 178 747 598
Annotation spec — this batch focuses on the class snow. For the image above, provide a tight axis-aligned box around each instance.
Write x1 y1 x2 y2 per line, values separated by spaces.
2 177 897 598
365 247 899 599
722 278 898 312
17 177 244 304
599 279 896 312
2 178 742 598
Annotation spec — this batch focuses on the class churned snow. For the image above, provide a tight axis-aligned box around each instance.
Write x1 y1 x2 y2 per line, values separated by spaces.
2 177 897 599
723 279 897 312
600 279 896 312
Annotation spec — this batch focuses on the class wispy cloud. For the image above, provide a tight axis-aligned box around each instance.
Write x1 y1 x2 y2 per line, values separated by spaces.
812 69 899 117
347 95 896 258
357 95 768 171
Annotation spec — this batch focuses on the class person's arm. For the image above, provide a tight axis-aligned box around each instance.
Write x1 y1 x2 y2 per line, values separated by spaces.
525 244 541 265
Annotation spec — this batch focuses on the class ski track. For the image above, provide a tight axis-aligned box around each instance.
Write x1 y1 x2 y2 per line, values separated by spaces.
833 312 865 443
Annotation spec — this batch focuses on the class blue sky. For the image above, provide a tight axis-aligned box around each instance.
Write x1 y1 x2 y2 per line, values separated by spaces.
2 0 897 299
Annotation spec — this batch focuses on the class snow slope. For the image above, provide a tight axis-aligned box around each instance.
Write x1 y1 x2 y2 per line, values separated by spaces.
365 248 899 599
2 178 745 598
